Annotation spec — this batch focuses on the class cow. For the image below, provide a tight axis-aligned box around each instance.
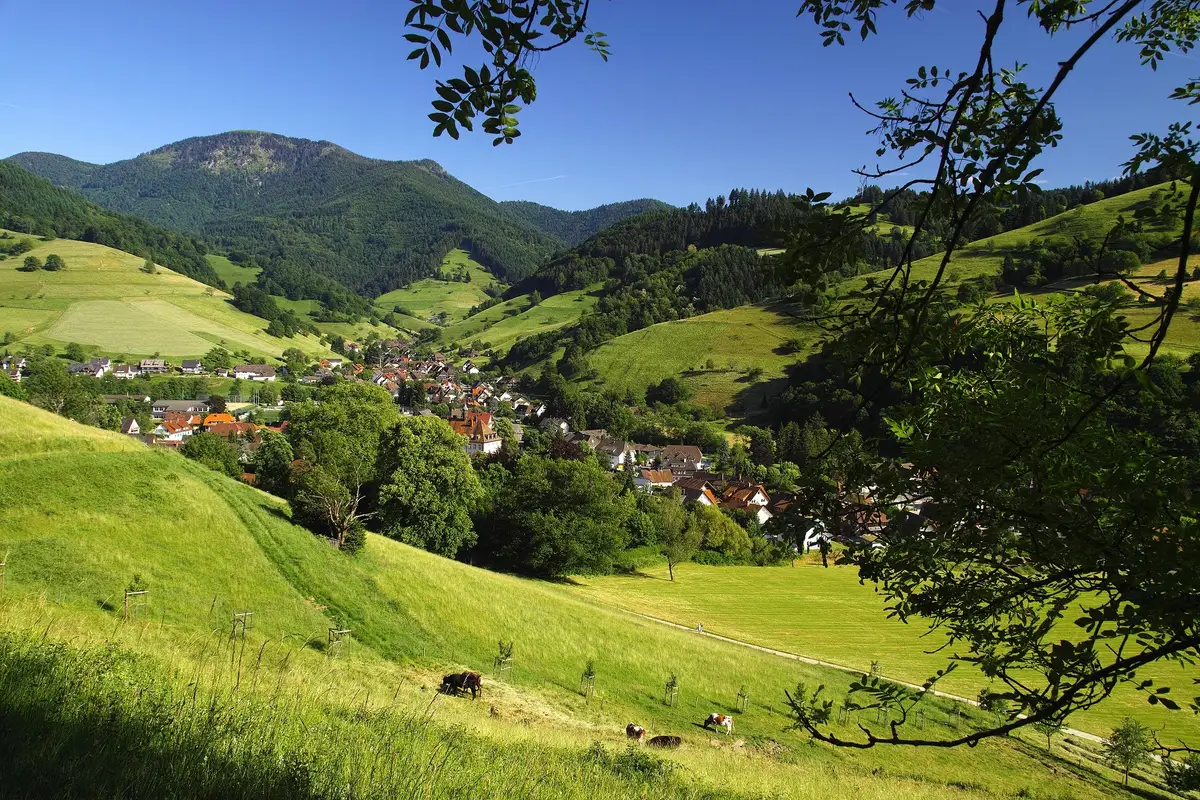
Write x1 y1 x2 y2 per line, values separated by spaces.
702 713 734 734
647 735 681 749
626 723 646 742
440 671 483 699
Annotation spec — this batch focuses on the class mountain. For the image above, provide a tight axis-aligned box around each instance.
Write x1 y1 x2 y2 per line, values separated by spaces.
0 162 218 285
6 132 564 299
500 198 673 245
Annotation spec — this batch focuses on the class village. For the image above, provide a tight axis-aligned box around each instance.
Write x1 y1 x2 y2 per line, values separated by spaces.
0 343 820 536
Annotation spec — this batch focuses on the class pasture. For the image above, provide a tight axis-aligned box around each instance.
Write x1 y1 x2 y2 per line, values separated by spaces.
573 563 1200 746
373 249 501 324
0 395 1154 799
586 304 809 414
441 286 602 356
0 234 331 359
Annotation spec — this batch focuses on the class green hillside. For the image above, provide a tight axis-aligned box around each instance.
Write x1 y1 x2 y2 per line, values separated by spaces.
501 198 673 245
373 249 501 324
0 233 332 360
7 132 564 296
575 564 1200 746
0 161 219 285
0 395 1151 799
439 286 603 357
586 304 807 414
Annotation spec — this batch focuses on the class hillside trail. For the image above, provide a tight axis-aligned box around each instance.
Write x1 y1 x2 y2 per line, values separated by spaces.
618 608 1107 747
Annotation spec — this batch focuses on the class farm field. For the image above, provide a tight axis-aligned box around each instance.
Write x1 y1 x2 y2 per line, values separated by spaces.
441 286 602 356
0 395 1152 800
586 303 810 414
0 234 332 360
573 563 1200 746
373 248 501 324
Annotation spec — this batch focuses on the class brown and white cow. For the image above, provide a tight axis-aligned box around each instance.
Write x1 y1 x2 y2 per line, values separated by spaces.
626 723 646 742
702 713 734 734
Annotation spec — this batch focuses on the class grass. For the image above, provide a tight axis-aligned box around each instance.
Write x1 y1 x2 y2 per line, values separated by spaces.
373 249 503 324
0 234 332 360
0 395 1158 799
440 286 602 357
586 304 808 414
573 563 1200 746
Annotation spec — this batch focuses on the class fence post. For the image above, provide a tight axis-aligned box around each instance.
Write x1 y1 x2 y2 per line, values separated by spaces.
123 589 149 621
0 551 7 593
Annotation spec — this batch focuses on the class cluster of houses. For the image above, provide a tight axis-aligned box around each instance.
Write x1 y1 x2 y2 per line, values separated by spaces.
1 354 276 383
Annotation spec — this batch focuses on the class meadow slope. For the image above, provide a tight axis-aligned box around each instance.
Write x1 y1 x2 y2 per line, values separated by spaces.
0 395 1158 799
0 234 332 360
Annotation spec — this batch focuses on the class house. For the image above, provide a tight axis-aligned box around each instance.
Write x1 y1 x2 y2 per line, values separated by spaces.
674 476 719 506
203 412 236 428
152 420 194 442
206 422 260 439
140 359 167 374
595 437 636 470
233 364 277 382
634 468 674 492
662 445 704 477
720 482 773 525
111 364 140 379
0 355 26 373
180 359 203 374
344 341 361 354
460 360 480 375
102 393 152 405
120 417 141 436
449 411 503 456
151 399 211 419
68 357 110 378
539 417 570 436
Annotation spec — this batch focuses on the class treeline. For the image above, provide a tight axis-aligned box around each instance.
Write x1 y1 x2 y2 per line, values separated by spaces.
851 165 1184 245
506 245 782 367
0 163 219 286
229 283 317 338
515 188 807 297
500 198 673 246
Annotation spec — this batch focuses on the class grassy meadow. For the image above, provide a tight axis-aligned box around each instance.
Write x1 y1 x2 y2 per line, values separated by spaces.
0 395 1161 799
374 249 502 324
440 286 602 357
0 235 332 360
586 304 808 414
573 564 1200 747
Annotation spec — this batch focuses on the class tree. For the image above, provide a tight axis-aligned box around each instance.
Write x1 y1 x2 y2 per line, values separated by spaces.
1032 717 1064 753
376 416 482 557
204 347 232 371
24 358 78 416
141 257 156 274
473 454 631 578
20 255 41 272
529 290 542 308
646 377 691 406
1103 717 1151 786
657 496 698 581
207 395 227 413
181 432 241 478
64 342 86 363
253 430 294 496
1163 752 1200 794
288 382 398 549
42 253 64 271
281 347 309 376
689 503 751 561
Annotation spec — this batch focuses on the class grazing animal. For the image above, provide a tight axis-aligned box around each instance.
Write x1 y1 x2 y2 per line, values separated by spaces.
440 671 483 699
647 735 681 749
626 723 646 742
703 713 734 734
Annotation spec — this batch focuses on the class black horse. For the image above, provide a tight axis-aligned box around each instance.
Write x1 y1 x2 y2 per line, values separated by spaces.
440 671 483 699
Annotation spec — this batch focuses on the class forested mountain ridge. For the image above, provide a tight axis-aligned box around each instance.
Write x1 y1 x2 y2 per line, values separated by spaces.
500 198 673 245
5 132 565 299
0 162 217 285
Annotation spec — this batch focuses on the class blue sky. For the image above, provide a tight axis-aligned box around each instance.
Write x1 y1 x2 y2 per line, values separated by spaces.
0 0 1193 209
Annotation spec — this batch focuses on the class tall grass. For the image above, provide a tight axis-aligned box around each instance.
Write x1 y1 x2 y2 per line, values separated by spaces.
0 629 720 800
